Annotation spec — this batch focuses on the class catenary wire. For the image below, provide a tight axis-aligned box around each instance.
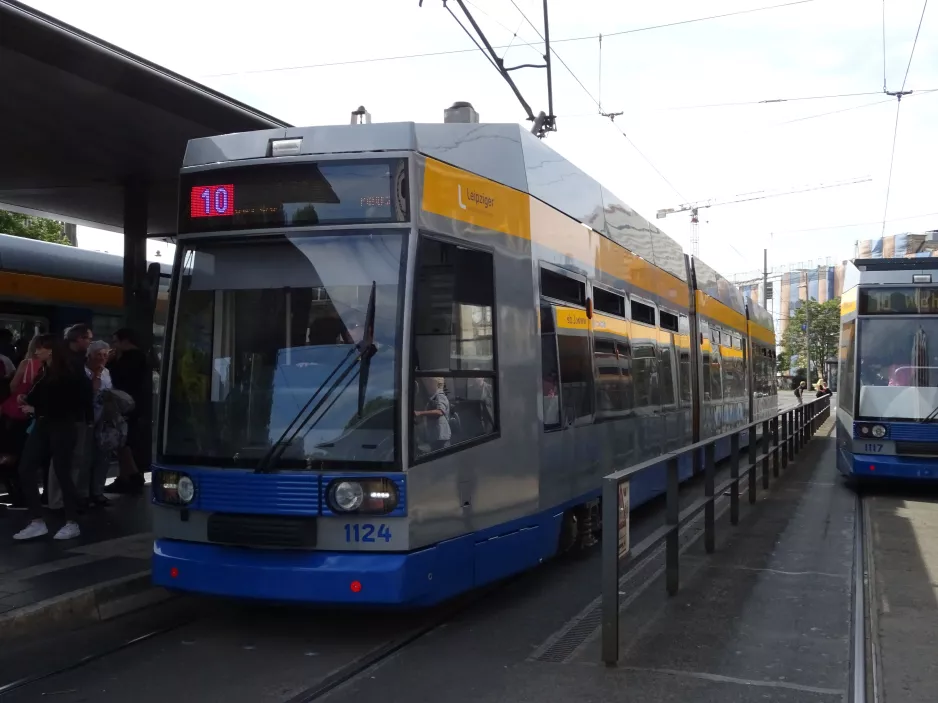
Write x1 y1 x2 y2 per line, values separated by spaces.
901 0 929 92
200 0 821 78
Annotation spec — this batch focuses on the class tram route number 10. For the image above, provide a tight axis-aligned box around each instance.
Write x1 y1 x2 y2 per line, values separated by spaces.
345 524 392 543
190 184 235 218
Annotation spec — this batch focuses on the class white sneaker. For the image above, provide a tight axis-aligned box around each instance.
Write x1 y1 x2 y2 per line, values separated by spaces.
53 521 81 540
13 520 48 540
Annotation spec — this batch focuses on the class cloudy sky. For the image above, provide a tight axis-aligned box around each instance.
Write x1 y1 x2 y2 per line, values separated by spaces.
22 0 938 279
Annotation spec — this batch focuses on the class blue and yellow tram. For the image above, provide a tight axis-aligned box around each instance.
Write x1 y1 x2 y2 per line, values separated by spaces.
151 113 777 605
0 232 171 346
837 257 938 481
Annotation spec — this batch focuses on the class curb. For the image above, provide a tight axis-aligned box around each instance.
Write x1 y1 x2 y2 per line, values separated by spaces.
0 570 172 643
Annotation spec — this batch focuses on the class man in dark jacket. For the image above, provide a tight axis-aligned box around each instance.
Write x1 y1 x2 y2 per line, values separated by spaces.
63 324 95 503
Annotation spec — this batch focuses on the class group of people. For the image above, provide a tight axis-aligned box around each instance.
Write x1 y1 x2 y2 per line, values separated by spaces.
0 325 150 541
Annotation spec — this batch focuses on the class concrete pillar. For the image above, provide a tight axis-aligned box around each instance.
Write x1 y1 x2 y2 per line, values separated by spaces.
122 181 153 469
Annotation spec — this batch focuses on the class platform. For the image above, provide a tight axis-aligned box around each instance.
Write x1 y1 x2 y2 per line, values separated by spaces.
0 476 166 643
865 483 938 702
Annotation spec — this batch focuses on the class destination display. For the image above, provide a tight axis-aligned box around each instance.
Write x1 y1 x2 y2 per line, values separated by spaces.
179 159 408 233
860 287 938 315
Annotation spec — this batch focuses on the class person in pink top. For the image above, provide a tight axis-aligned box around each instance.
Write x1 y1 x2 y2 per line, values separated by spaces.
0 336 44 509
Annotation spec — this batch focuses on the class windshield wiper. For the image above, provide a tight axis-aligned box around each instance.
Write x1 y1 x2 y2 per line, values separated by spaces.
356 281 378 419
256 287 379 473
920 401 938 423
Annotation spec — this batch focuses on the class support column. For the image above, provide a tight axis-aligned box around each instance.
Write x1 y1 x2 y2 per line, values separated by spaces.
122 182 153 469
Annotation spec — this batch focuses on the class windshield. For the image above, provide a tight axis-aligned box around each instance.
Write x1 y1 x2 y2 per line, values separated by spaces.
162 230 405 467
858 317 938 420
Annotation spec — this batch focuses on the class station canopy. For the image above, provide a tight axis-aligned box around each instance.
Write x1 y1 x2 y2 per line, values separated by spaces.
0 0 290 236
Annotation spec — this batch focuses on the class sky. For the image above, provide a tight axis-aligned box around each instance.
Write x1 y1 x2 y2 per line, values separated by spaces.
20 0 938 279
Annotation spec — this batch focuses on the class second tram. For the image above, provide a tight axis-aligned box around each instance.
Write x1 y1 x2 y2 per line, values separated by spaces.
837 257 938 481
151 112 777 605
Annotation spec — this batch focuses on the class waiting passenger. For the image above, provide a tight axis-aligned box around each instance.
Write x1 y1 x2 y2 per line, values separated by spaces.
83 340 115 507
0 336 43 510
13 334 91 541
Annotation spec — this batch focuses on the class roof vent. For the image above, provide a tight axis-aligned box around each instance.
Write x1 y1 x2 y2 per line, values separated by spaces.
444 101 479 124
351 106 371 125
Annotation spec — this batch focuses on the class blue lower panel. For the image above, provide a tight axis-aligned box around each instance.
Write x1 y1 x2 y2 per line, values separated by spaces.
153 509 563 606
839 451 938 480
153 539 439 605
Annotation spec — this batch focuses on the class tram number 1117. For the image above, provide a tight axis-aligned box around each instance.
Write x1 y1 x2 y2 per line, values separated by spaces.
345 524 393 543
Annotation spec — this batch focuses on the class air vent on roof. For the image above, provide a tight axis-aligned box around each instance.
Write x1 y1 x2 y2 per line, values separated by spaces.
444 101 479 124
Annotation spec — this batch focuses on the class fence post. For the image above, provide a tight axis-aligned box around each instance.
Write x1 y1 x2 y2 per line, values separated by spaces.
794 407 801 455
748 423 758 504
761 419 770 489
601 476 620 666
666 456 680 596
730 431 740 526
788 410 796 458
803 403 810 444
772 416 780 478
781 412 789 469
705 442 715 554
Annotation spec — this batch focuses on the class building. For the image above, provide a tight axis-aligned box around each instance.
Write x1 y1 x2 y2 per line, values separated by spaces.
735 262 845 343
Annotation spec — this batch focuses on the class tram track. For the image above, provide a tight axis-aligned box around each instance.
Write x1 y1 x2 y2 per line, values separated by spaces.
852 491 883 703
0 436 779 702
0 600 203 698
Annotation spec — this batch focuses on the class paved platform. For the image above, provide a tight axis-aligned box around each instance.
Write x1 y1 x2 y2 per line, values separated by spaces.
565 418 855 701
866 485 938 702
0 476 166 643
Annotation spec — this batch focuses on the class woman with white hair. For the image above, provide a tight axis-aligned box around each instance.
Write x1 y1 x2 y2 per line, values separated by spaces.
83 340 113 506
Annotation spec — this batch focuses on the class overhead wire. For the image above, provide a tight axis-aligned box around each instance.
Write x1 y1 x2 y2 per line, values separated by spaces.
879 1 929 234
444 3 500 72
200 0 821 78
508 0 690 201
901 0 929 92
881 100 902 235
882 0 888 92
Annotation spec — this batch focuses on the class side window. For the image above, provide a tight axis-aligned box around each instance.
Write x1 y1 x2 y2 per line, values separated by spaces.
412 238 497 458
658 334 676 406
632 335 659 409
710 340 723 402
541 267 585 306
594 334 634 415
840 320 856 412
678 315 691 408
541 305 561 430
558 333 593 423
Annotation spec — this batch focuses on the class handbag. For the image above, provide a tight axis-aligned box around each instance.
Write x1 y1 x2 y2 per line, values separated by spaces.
1 360 38 421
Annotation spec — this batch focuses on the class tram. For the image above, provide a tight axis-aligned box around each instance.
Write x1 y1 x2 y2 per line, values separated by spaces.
836 257 938 481
0 232 171 346
151 109 777 605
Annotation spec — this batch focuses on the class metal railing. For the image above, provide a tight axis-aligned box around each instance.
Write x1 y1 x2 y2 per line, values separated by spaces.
600 394 832 665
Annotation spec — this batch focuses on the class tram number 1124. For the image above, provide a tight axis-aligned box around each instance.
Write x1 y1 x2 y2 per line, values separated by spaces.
344 524 393 543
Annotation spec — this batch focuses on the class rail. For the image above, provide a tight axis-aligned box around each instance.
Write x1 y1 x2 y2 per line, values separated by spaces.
600 394 833 665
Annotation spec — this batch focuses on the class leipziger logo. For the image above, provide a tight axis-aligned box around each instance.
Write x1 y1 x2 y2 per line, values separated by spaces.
458 184 495 210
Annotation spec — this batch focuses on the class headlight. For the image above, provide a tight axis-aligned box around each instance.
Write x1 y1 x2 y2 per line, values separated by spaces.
331 481 365 512
860 425 870 435
872 425 886 438
177 475 195 503
155 470 193 506
327 477 400 514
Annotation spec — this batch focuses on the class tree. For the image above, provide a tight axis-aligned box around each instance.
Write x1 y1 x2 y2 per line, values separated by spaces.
777 351 791 373
783 297 841 382
0 209 72 245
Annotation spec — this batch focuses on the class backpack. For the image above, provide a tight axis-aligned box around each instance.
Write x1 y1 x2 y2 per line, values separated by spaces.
96 389 135 452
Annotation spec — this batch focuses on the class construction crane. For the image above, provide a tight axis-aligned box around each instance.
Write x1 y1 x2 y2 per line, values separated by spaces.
655 176 872 257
